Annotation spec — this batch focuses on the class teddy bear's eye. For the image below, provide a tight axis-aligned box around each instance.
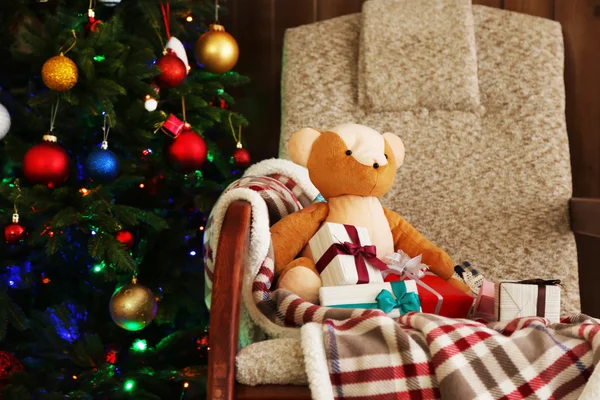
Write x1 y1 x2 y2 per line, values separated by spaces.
385 154 388 159
345 150 352 156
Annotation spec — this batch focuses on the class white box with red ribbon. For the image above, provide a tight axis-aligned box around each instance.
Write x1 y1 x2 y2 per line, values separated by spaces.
310 223 386 287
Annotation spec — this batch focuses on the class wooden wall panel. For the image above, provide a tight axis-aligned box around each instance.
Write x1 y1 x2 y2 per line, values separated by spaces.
223 0 280 162
555 0 600 198
472 0 502 7
317 0 364 20
504 0 554 18
224 0 600 316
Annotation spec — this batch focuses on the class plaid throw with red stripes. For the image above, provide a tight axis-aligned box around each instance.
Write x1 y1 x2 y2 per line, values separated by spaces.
303 310 600 399
206 166 600 399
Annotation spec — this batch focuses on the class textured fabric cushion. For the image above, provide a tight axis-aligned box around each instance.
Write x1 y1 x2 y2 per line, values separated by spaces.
236 338 308 386
281 4 579 314
359 0 481 112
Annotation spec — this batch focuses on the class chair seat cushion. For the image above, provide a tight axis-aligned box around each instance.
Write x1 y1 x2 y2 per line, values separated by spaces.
236 338 308 386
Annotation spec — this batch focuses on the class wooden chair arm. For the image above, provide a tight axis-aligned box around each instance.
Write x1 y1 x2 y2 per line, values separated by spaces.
570 197 600 238
208 200 252 400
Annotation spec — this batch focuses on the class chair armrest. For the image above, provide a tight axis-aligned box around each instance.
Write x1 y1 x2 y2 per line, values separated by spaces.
570 197 600 238
208 200 252 400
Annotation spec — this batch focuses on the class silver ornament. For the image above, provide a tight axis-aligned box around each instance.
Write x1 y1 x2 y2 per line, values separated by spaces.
98 0 121 7
0 103 11 140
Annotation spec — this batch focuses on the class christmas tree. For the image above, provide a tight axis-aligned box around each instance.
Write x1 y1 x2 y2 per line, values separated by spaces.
0 1 249 398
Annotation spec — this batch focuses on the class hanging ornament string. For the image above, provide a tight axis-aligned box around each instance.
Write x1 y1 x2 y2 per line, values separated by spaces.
228 114 243 148
160 1 172 40
181 97 187 125
87 0 101 32
214 0 220 23
49 98 60 133
12 179 21 217
101 114 111 149
58 30 77 56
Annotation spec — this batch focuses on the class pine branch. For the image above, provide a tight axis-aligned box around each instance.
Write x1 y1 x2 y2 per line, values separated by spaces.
88 234 137 273
6 297 29 332
111 205 169 231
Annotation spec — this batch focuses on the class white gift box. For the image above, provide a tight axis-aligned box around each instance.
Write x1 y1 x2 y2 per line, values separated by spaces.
319 280 421 318
494 280 561 323
309 223 384 287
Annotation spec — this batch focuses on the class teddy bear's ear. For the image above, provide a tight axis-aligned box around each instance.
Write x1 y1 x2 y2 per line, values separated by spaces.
383 132 405 169
288 127 321 167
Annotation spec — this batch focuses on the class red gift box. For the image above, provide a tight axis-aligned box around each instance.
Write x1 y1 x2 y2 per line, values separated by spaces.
385 273 474 318
161 114 185 138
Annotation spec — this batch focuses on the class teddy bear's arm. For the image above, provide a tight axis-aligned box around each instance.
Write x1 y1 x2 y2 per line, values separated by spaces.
383 207 456 279
384 208 471 293
270 202 329 276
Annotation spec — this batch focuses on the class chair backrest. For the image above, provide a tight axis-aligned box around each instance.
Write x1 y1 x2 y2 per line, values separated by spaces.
280 1 580 314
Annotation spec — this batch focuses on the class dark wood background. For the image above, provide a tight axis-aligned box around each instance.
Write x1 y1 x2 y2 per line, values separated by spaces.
222 0 600 316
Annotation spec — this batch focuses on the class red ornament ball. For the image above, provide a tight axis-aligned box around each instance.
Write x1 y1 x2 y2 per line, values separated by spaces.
115 230 134 249
166 131 207 173
233 147 251 168
155 52 187 89
0 351 24 382
22 138 70 187
4 223 25 244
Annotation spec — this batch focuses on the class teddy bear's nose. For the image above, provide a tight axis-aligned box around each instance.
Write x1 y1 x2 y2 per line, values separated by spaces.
373 163 379 169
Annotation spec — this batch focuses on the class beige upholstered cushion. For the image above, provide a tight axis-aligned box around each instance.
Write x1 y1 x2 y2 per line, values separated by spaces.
236 338 308 386
281 4 579 314
359 0 481 112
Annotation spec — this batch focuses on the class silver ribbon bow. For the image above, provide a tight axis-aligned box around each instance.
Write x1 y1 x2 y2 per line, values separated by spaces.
383 250 429 279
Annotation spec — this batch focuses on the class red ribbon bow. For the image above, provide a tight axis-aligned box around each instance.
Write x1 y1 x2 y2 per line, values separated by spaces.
315 225 387 284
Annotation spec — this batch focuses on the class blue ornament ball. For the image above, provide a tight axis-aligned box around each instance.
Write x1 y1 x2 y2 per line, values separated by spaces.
85 145 120 182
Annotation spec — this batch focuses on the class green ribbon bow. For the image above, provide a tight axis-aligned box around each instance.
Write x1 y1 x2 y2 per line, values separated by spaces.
375 284 421 314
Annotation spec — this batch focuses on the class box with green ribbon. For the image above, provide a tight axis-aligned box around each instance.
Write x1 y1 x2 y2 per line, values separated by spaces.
318 280 421 318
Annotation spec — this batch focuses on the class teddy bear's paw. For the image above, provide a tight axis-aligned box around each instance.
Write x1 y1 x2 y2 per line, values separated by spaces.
278 265 322 304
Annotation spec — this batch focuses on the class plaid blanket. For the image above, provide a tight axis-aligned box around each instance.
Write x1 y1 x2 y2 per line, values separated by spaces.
204 160 600 399
303 310 600 399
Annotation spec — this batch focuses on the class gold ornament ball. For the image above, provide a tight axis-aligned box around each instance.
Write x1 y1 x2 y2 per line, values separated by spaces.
42 54 78 92
195 24 239 74
109 281 157 331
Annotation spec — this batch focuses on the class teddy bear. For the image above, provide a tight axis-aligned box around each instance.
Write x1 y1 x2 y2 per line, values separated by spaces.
270 123 470 303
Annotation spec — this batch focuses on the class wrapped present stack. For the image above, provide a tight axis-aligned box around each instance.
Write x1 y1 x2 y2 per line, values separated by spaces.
313 222 475 318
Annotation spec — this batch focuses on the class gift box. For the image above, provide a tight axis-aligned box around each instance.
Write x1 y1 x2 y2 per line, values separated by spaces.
161 114 185 138
310 223 386 287
319 280 421 318
472 279 496 320
495 279 561 323
385 273 474 318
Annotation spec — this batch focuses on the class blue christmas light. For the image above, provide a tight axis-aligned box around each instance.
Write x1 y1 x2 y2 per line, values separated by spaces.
91 230 97 235
46 302 88 343
189 250 197 256
4 263 32 289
